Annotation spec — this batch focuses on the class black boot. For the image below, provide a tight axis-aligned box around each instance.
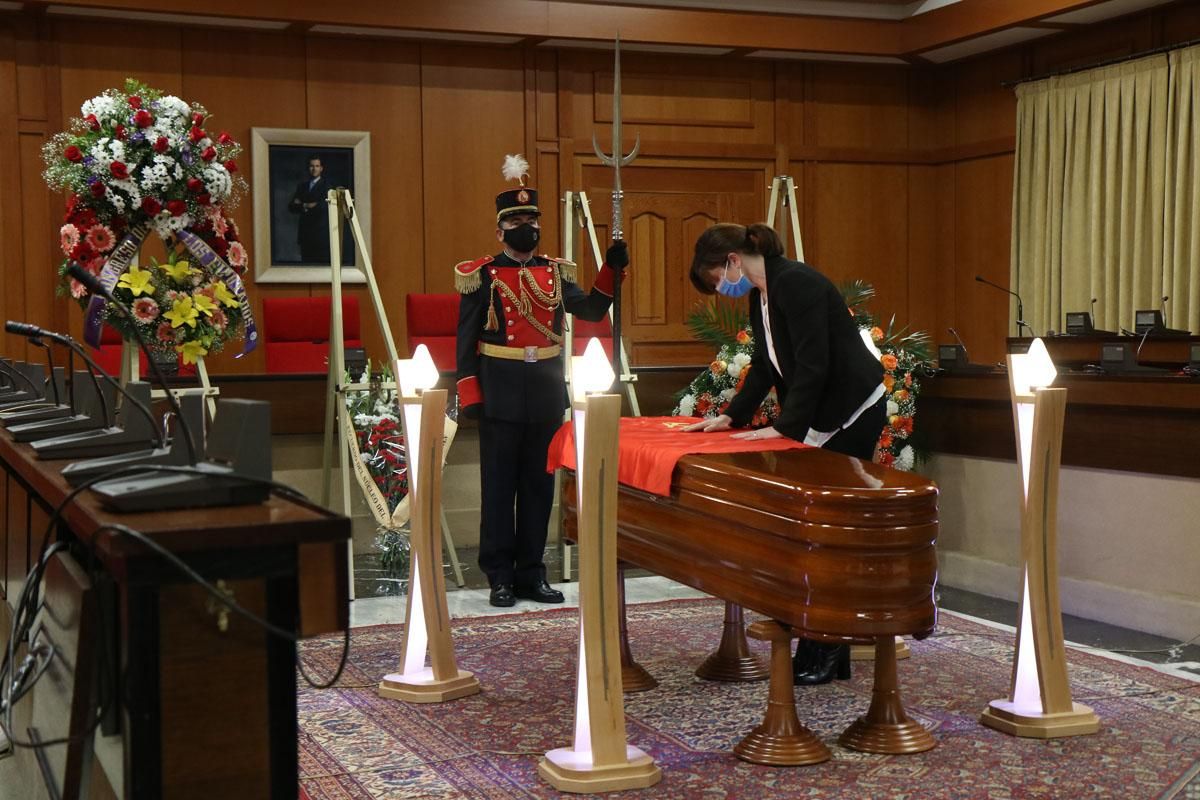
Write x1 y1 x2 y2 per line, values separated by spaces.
794 642 851 686
792 637 817 679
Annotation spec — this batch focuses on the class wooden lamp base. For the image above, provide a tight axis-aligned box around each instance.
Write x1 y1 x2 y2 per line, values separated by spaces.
838 637 935 755
980 700 1100 738
733 621 831 766
378 669 480 704
538 746 661 793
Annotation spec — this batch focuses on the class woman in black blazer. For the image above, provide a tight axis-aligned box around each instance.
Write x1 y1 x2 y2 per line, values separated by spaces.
684 222 887 685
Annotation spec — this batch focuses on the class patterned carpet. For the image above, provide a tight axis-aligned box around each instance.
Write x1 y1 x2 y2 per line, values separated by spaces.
297 598 1200 799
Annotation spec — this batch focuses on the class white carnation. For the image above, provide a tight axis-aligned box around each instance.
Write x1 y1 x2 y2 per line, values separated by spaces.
727 361 741 378
81 95 119 122
887 400 900 416
896 445 915 471
677 394 696 416
733 352 752 368
719 388 735 401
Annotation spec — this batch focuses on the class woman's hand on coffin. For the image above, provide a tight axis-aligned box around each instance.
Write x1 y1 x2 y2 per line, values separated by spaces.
683 414 732 432
730 426 782 441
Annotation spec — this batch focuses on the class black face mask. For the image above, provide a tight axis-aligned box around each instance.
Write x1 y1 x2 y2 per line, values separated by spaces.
502 223 539 253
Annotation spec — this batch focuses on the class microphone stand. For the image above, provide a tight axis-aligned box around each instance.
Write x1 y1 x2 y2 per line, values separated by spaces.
975 275 1034 338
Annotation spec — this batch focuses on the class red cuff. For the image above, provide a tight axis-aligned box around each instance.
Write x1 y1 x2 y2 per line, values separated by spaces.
457 376 482 408
594 264 621 296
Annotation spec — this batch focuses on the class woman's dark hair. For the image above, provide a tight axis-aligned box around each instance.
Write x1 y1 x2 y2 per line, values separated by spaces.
688 223 784 294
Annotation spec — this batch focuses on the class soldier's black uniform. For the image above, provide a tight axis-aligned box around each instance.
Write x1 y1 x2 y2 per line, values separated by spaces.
455 185 623 602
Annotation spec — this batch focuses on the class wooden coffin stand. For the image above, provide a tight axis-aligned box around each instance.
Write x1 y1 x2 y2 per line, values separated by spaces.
563 446 940 765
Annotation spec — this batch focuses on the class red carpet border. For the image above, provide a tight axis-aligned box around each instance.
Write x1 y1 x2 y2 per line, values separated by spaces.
297 598 1200 799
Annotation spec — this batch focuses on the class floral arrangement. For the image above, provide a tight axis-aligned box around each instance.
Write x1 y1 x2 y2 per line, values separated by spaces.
43 78 254 362
672 282 934 470
344 364 412 576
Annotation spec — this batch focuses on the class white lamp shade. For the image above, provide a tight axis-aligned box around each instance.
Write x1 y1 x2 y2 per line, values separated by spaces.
571 338 615 402
1012 337 1057 394
397 344 440 395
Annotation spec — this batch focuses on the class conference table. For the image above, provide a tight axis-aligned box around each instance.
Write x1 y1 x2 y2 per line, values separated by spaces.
0 425 349 799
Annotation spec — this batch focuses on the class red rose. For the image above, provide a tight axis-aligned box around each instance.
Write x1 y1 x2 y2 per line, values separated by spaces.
133 109 153 128
196 193 211 206
167 199 187 217
141 197 163 216
188 125 204 143
191 112 205 125
64 145 83 162
217 131 233 145
153 136 169 154
114 124 126 140
223 159 238 173
211 238 229 256
128 95 142 109
201 146 216 162
109 161 129 180
85 113 100 131
187 177 204 192
89 182 106 198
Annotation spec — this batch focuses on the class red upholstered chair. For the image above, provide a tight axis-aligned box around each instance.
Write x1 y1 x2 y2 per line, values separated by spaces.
404 294 460 373
570 316 614 361
262 296 363 374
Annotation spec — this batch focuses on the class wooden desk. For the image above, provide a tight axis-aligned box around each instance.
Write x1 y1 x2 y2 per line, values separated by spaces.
0 429 350 799
921 372 1200 478
1005 335 1200 369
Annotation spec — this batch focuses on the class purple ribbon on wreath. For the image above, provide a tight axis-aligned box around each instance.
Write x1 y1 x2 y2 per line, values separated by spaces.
82 221 151 348
176 228 258 356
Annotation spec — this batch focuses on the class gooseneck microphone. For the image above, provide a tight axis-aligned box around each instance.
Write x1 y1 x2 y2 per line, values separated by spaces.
948 327 971 362
65 265 196 463
4 321 164 450
27 337 61 407
975 275 1034 338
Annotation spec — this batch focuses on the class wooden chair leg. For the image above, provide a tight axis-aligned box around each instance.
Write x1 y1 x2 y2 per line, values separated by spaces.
733 620 831 766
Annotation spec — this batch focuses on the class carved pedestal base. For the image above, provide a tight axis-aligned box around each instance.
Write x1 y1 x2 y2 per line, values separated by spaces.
617 565 658 692
696 602 770 682
378 670 480 704
538 746 661 793
733 621 831 767
980 700 1100 739
838 637 935 755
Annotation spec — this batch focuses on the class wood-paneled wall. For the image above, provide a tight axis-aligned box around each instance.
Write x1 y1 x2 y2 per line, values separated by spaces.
2 3 1197 372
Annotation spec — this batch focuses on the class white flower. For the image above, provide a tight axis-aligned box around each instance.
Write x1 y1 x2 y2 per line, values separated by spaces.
896 445 915 471
719 388 735 401
155 95 192 120
81 95 119 122
733 352 752 368
887 400 900 416
726 361 741 379
677 394 696 416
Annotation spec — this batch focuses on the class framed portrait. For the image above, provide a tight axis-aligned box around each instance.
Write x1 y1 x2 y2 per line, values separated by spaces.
250 128 371 283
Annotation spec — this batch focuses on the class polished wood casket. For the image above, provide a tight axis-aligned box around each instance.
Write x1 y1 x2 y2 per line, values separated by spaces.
562 445 939 756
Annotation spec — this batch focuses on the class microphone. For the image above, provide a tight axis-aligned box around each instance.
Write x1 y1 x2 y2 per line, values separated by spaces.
27 338 61 407
948 327 970 362
4 321 163 450
1161 295 1170 321
975 275 1034 338
66 264 196 463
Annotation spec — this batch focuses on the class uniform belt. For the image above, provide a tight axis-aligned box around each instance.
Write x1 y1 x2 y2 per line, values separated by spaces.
479 343 562 362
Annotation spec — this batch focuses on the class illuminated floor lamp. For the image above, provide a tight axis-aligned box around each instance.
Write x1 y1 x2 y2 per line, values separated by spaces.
539 338 662 793
378 344 480 704
980 338 1100 738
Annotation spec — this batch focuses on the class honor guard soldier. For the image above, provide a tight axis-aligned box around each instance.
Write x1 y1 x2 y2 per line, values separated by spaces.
455 155 629 607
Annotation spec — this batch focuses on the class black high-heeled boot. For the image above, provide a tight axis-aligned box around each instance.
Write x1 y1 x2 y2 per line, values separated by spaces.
794 642 851 686
792 637 817 679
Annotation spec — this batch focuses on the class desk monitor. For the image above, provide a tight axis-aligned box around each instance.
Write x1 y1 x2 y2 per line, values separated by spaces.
1134 309 1190 336
1101 342 1165 374
1190 344 1200 370
1065 312 1092 335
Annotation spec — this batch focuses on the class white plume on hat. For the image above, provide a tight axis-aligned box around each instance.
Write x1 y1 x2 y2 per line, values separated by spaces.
501 154 530 187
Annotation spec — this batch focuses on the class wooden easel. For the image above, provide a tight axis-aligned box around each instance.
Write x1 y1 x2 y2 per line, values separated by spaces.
765 175 805 262
557 190 641 581
319 188 465 597
120 342 218 420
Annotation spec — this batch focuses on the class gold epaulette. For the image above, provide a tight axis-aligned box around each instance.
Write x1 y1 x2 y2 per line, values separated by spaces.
453 255 493 294
543 256 577 285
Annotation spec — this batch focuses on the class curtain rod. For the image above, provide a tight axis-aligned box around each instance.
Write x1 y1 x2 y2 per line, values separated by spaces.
1000 36 1200 89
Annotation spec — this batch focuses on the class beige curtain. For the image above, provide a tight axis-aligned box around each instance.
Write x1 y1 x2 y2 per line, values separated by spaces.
1010 51 1192 335
1166 46 1200 335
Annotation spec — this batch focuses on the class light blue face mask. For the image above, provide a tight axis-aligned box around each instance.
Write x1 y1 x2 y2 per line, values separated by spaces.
716 258 752 298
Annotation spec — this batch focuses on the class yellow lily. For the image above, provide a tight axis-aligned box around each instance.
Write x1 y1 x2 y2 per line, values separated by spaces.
211 281 239 308
116 265 154 297
192 292 217 318
159 259 196 283
164 296 199 329
176 339 208 365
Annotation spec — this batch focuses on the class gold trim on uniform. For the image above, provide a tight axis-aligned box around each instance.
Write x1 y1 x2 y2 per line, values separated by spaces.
487 264 565 344
479 342 561 361
544 256 578 284
454 256 492 294
495 204 541 222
